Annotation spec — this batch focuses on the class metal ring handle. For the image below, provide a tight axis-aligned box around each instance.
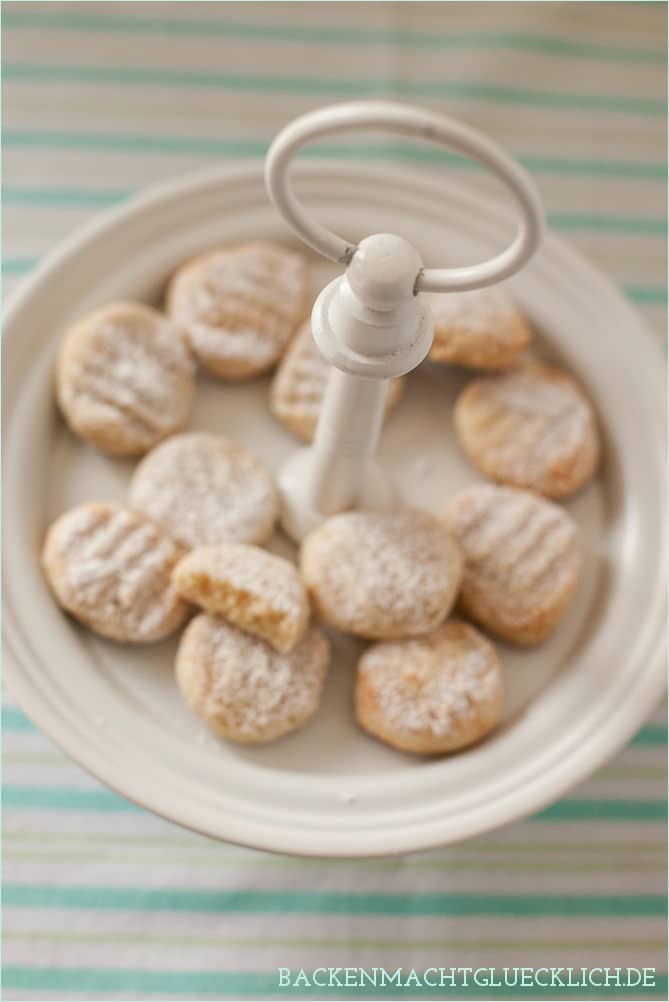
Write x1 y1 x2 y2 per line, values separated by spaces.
265 100 544 292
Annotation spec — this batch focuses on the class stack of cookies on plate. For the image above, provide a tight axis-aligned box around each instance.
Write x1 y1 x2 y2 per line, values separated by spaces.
42 240 600 757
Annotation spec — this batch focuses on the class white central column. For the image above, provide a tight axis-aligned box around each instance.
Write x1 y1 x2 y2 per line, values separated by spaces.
277 232 435 541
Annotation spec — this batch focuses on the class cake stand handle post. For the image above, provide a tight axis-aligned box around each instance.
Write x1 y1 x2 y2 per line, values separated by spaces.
276 230 434 541
264 100 544 540
308 369 389 515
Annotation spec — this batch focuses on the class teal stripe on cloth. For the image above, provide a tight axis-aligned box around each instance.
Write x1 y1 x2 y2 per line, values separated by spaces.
624 285 668 305
3 885 665 915
547 213 666 235
4 129 666 178
3 785 666 820
632 723 669 744
2 707 36 730
536 800 667 821
3 11 665 63
4 64 666 115
2 787 139 811
2 256 39 274
2 185 133 206
2 967 667 998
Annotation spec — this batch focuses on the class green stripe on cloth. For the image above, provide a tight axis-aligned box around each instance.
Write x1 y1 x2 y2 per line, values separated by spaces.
4 129 666 178
536 800 667 821
3 11 665 63
2 786 139 811
3 785 666 820
2 185 133 206
2 968 667 997
632 723 669 744
4 64 666 115
4 830 665 855
548 213 666 234
3 885 665 915
624 285 668 305
4 849 664 874
2 707 37 729
2 256 39 274
4 930 666 951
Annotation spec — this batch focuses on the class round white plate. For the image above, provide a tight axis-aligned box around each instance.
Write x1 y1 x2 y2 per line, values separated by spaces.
3 163 666 857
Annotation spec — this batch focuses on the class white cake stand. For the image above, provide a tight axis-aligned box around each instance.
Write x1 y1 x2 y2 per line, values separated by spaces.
3 113 666 856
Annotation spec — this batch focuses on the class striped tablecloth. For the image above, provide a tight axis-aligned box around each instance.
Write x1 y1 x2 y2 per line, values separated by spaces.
3 3 667 999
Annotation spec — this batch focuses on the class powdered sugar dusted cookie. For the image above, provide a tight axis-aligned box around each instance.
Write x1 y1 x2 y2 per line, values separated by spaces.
175 615 330 743
166 242 310 380
429 287 531 369
57 302 195 456
441 484 581 645
270 320 404 442
454 363 600 498
129 432 278 549
301 509 462 640
355 619 503 755
172 543 309 652
42 502 189 643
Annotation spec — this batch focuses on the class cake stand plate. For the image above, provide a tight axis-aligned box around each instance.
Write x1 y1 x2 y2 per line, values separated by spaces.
3 163 666 856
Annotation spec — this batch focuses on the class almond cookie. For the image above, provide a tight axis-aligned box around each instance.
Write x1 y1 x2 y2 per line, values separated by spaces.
57 301 195 456
428 287 531 369
441 484 581 645
166 242 310 380
301 509 462 640
129 432 278 550
454 363 600 498
42 502 189 643
172 543 309 652
270 320 404 442
175 614 330 744
355 619 503 755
